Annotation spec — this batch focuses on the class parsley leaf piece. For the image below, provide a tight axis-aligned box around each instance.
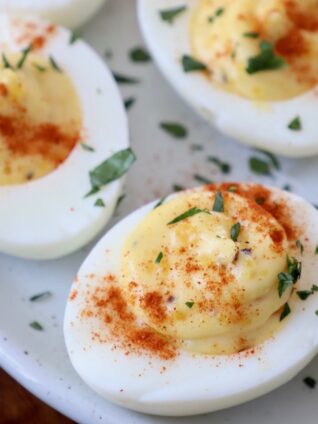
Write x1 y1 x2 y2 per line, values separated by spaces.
2 53 13 69
16 45 32 69
296 239 304 254
207 156 231 174
160 122 187 138
315 310 318 316
49 56 63 72
33 63 47 72
303 377 316 389
278 272 294 297
84 186 100 198
249 157 271 175
129 47 151 63
160 5 187 24
312 284 318 292
154 196 166 209
168 207 208 225
124 97 136 110
185 301 194 308
213 191 224 212
256 149 280 170
208 7 224 22
182 55 207 72
230 222 241 242
94 198 105 207
112 72 139 84
246 41 285 74
243 31 259 38
280 303 291 321
80 142 95 152
296 290 313 300
288 116 302 131
29 291 52 302
173 184 185 192
29 321 44 331
89 148 136 191
193 174 213 184
315 246 318 255
287 256 302 283
155 251 164 264
69 31 81 45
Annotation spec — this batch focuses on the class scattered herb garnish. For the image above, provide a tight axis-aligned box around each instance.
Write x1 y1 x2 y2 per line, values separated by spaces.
185 301 194 308
282 184 292 191
33 63 47 72
316 310 318 316
29 291 52 302
160 122 188 138
49 56 62 72
69 31 81 45
124 97 136 110
296 290 313 300
303 377 316 389
182 55 207 72
129 47 151 63
230 222 241 242
94 198 105 207
256 149 280 170
312 284 318 292
246 41 285 74
279 303 291 321
172 184 185 192
207 156 231 174
112 72 139 84
80 142 95 152
84 186 100 198
287 256 302 283
278 272 294 297
296 239 304 254
212 191 224 212
249 157 271 175
160 5 187 24
29 321 44 331
243 31 259 38
168 207 208 225
2 53 13 69
315 246 318 255
207 7 224 22
155 251 164 264
154 196 166 209
16 45 32 69
86 148 136 197
288 116 302 131
193 174 213 184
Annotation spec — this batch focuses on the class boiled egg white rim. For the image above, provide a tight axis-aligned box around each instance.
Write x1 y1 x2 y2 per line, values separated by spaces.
0 14 129 260
0 0 108 29
64 185 318 416
137 0 318 158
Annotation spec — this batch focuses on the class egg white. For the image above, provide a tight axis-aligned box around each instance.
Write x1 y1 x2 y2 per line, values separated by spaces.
64 185 318 416
137 0 318 158
0 0 107 28
0 14 129 260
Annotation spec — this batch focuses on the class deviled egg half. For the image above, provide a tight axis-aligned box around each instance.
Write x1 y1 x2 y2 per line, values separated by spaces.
65 183 318 416
138 0 318 157
0 14 133 260
0 0 108 28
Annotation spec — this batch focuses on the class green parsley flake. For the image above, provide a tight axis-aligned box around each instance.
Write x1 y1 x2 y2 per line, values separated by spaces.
279 303 291 321
124 97 136 110
207 156 231 174
182 55 207 72
129 47 151 63
29 291 52 302
160 5 187 24
256 149 280 170
160 122 188 138
94 198 105 207
155 251 164 264
288 116 302 131
303 377 316 389
29 321 44 331
230 222 241 242
278 272 294 297
193 174 213 184
246 41 285 74
185 301 194 308
168 207 208 225
2 53 12 69
249 157 271 175
33 63 47 72
213 192 224 212
69 31 81 45
112 72 139 84
296 239 304 254
80 143 95 152
296 290 313 300
243 31 259 38
16 45 32 69
49 56 62 72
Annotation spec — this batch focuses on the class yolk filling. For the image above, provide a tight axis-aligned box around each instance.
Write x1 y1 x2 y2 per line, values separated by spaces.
190 0 318 101
120 189 293 355
0 51 82 185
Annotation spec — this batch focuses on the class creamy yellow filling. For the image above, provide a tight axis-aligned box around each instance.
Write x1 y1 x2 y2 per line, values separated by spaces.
190 0 318 101
0 52 82 185
120 190 291 355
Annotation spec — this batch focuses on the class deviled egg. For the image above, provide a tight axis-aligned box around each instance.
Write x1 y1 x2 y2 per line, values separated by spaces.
138 0 318 157
0 0 108 28
64 183 318 416
0 14 132 260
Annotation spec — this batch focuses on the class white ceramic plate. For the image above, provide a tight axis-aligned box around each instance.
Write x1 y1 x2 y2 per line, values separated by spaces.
1 1 318 423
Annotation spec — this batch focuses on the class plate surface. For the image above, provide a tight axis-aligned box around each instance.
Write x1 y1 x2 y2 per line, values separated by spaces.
1 0 318 423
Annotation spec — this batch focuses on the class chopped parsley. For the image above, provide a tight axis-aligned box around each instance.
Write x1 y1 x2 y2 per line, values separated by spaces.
207 156 231 174
160 5 187 24
29 321 44 331
193 174 213 184
124 97 136 110
86 148 136 197
296 290 313 300
29 291 52 302
296 239 304 254
49 56 63 72
94 198 105 207
256 149 280 170
249 157 271 175
160 122 188 138
2 53 13 69
114 194 126 214
279 303 291 321
212 191 224 212
69 30 81 45
185 301 194 308
154 196 166 209
207 7 224 23
129 47 151 63
168 207 208 225
80 142 95 152
303 377 316 389
182 55 207 72
246 41 285 74
315 246 318 255
16 45 32 69
287 256 302 283
112 72 139 84
288 116 302 131
230 222 241 242
155 251 164 264
278 272 294 297
173 184 185 192
33 63 47 72
243 31 259 38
